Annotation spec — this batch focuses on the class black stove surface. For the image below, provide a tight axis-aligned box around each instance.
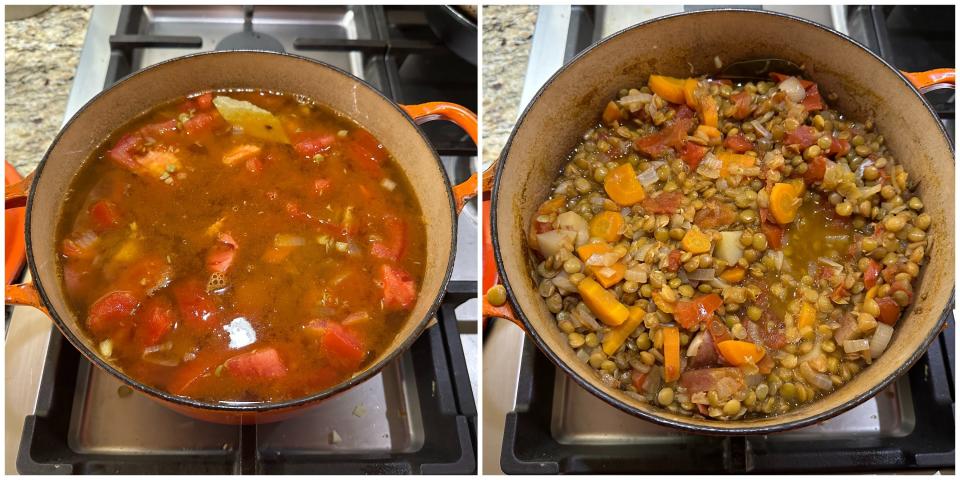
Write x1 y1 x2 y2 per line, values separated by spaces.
17 5 476 475
501 5 954 474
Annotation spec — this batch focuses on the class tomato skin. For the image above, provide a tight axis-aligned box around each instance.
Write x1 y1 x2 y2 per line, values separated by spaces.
723 134 754 153
88 291 140 336
206 233 238 273
829 137 851 157
225 348 287 379
674 293 723 329
89 200 122 232
135 296 176 347
864 260 881 289
380 264 416 310
171 280 218 330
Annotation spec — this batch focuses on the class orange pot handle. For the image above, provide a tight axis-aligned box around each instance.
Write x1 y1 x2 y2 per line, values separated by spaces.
902 68 955 94
5 171 46 314
402 102 478 214
481 195 524 331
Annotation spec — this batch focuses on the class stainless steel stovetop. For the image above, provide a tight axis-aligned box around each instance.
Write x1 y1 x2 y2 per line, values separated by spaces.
484 4 952 474
6 5 477 473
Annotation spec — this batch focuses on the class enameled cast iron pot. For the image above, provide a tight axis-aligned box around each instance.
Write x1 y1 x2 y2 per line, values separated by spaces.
5 51 478 424
484 9 954 434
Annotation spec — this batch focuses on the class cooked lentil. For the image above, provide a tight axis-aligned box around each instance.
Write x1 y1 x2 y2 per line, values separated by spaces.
528 72 929 420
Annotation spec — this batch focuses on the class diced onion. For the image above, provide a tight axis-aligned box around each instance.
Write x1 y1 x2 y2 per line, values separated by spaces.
380 178 397 191
860 184 882 199
800 362 834 391
819 257 843 269
143 341 173 355
697 152 723 179
572 302 600 331
869 322 894 358
770 250 784 271
779 76 807 102
751 120 771 139
636 165 661 187
274 234 306 247
552 272 577 293
536 230 576 257
624 268 647 283
843 338 870 353
99 339 113 358
598 266 617 278
586 252 620 267
686 332 705 357
687 268 716 281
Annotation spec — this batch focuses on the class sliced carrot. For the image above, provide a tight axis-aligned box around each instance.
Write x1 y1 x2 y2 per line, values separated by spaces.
648 75 687 105
680 227 712 254
716 340 766 366
602 307 645 356
798 302 817 330
699 95 719 127
769 182 802 224
683 78 699 108
602 100 621 124
594 263 626 288
576 242 613 263
577 277 628 326
663 326 681 382
717 151 756 177
538 195 567 215
589 211 624 242
719 266 746 284
603 163 646 206
222 144 261 166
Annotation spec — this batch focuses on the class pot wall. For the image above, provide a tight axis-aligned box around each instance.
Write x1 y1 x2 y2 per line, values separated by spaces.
493 10 954 433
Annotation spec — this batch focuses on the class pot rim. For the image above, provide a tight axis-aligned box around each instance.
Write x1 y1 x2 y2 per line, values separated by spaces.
491 8 954 434
25 49 458 413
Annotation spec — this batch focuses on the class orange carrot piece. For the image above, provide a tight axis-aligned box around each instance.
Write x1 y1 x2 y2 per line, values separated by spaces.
663 326 681 382
589 211 625 242
648 75 687 105
603 163 646 206
716 340 766 366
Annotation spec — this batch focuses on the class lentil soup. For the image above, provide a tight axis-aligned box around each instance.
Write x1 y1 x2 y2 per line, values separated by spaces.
56 90 426 404
528 72 930 420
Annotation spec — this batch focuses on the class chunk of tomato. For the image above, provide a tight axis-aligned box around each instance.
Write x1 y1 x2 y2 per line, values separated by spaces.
87 291 140 336
876 297 902 325
194 92 214 111
784 126 817 149
107 133 144 170
804 155 828 184
322 322 365 372
171 279 218 330
225 348 287 379
380 264 416 310
293 133 335 157
864 259 881 289
723 134 754 153
135 296 176 347
140 119 179 141
182 112 223 136
206 232 238 273
679 142 708 170
370 215 406 262
345 129 386 178
729 91 753 120
89 200 122 232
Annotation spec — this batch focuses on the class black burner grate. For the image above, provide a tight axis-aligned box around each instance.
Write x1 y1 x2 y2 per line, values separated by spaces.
17 5 476 474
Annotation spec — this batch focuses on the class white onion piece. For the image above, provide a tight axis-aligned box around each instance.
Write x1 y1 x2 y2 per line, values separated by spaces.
779 76 807 102
697 152 722 179
715 231 744 264
536 230 576 257
860 184 882 199
843 339 870 353
624 267 648 284
557 211 590 247
636 165 661 187
619 93 653 105
586 252 620 267
573 302 600 331
751 120 771 139
869 323 894 358
552 272 577 293
819 257 843 269
687 268 716 281
598 266 617 278
686 332 705 357
800 362 833 390
771 250 784 271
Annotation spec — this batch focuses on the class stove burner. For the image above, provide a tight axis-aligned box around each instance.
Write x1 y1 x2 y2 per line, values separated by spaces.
215 6 284 53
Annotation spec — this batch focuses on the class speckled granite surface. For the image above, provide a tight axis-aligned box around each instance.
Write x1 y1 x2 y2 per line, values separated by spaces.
482 5 537 167
5 5 92 176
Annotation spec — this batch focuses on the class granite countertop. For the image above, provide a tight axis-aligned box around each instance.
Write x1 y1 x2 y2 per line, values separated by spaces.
482 5 538 167
5 5 92 176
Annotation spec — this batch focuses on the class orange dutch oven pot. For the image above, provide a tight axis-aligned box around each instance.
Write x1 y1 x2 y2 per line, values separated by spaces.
5 51 478 424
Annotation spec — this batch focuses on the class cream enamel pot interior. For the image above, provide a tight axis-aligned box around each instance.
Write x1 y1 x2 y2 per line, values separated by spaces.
486 9 954 434
4 50 478 424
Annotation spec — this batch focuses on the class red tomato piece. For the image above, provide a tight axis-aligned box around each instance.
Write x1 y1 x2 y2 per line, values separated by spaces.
60 231 99 259
206 232 238 273
87 291 140 336
801 84 824 112
380 264 416 310
293 133 335 157
707 317 733 344
631 370 648 392
730 91 752 120
370 215 406 262
633 115 693 158
828 137 851 157
140 119 179 141
760 222 784 250
107 133 144 170
314 178 332 196
89 200 122 232
225 348 287 379
63 260 94 299
673 293 723 329
135 296 176 347
864 259 881 289
194 92 214 111
665 249 682 272
680 142 709 170
876 297 902 325
345 129 386 178
804 155 828 184
641 191 684 214
784 126 817 149
182 112 222 136
723 134 754 153
172 279 218 330
320 322 365 371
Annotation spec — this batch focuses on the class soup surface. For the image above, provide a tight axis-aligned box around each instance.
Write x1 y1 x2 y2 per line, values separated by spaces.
57 90 426 403
524 72 929 420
